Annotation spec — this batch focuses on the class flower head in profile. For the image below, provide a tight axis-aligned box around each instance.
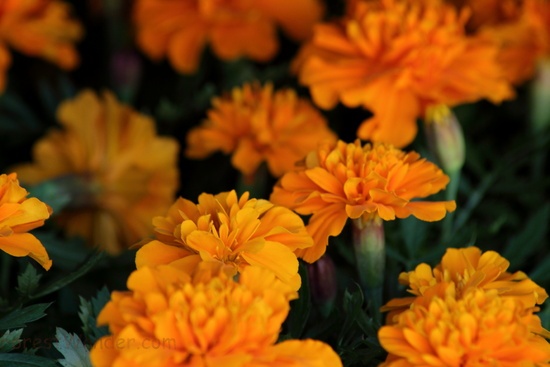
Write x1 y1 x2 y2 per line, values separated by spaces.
382 246 549 319
294 0 513 147
133 0 324 74
90 263 342 367
379 285 550 367
12 90 179 255
270 140 456 263
0 173 52 270
186 82 337 180
0 0 83 91
136 190 313 289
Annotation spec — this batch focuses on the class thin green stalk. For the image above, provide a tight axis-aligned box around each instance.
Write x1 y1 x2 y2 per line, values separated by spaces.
442 169 461 242
236 163 270 199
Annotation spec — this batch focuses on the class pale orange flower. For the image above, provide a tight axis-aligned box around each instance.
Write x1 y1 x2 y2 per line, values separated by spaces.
379 285 550 367
186 82 337 180
90 263 343 367
12 90 179 255
136 190 313 290
270 140 456 263
133 0 324 74
0 0 83 91
382 246 549 322
294 0 513 147
0 173 52 270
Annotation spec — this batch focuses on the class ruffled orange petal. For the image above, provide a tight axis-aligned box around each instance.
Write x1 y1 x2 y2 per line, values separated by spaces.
0 233 52 270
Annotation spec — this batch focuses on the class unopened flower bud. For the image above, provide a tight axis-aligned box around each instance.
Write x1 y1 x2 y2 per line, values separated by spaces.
307 255 338 316
424 105 465 173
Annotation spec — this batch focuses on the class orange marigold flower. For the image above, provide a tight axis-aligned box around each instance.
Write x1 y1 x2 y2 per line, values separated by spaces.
382 246 549 320
379 285 550 367
294 0 513 147
90 263 343 367
136 190 313 290
270 140 456 263
133 0 325 74
0 0 83 91
186 82 337 180
0 173 52 270
12 90 179 255
446 0 549 84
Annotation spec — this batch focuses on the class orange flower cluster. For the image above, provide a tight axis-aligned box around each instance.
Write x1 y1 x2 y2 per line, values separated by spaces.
137 190 313 290
133 0 324 74
0 0 82 91
379 247 550 366
270 140 456 263
294 0 513 147
445 0 550 84
13 90 179 255
0 173 52 270
90 262 342 367
186 82 337 180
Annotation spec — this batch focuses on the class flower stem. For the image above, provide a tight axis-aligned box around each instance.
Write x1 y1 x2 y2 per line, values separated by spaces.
442 169 461 242
352 217 385 324
236 163 270 199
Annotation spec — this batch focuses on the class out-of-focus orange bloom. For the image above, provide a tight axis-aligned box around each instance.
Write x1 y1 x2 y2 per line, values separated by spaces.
270 140 456 263
133 0 325 74
444 0 550 84
136 190 313 290
12 90 179 255
0 173 52 270
90 263 343 367
294 0 513 147
382 246 549 322
186 82 337 180
0 0 83 91
379 285 550 367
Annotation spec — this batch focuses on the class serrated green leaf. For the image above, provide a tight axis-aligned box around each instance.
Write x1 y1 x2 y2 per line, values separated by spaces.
0 353 58 367
53 328 92 367
0 329 23 352
0 303 51 330
16 265 42 296
79 287 110 344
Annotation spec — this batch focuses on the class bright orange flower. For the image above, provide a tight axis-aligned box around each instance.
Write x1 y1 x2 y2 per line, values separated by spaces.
0 0 83 91
90 263 343 367
445 0 549 84
294 0 513 147
136 190 313 290
133 0 324 74
382 246 549 321
379 285 550 367
186 82 337 180
270 140 456 263
12 90 179 255
0 173 52 270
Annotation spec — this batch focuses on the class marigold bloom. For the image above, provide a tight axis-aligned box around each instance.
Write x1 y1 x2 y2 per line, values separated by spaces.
294 0 513 147
379 286 550 367
12 90 179 255
186 83 337 179
133 0 324 74
136 190 313 289
90 263 343 367
0 0 83 91
0 173 52 270
382 246 549 320
446 0 550 84
270 140 456 263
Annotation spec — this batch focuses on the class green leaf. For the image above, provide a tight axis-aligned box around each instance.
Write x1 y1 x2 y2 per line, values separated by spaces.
53 328 92 367
0 329 23 352
285 262 311 339
0 353 58 367
16 265 42 297
0 303 52 330
79 287 110 344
